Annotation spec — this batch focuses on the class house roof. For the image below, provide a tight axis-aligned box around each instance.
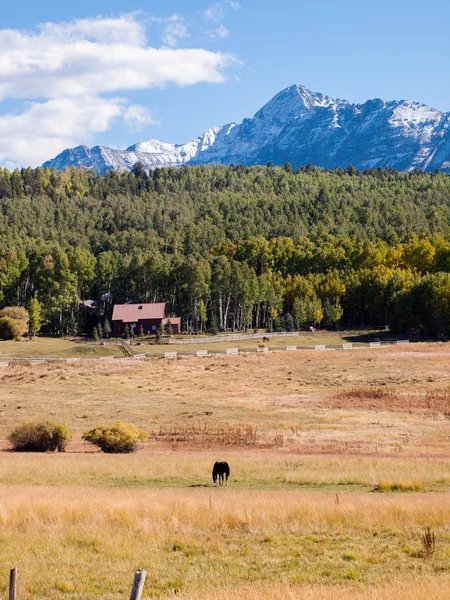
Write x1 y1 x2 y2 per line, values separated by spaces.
163 317 181 326
112 303 166 322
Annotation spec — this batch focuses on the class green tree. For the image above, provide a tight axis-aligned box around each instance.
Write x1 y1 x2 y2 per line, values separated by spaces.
307 297 324 327
198 299 207 332
323 299 344 326
103 318 112 338
292 297 308 328
165 320 173 336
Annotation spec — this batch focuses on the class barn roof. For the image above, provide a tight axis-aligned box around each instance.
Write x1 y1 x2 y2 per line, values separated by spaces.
163 317 181 326
112 303 166 322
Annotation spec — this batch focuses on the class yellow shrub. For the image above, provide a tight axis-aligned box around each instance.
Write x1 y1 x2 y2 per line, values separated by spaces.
82 422 147 453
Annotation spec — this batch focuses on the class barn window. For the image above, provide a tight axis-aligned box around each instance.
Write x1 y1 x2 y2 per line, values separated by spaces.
138 305 143 310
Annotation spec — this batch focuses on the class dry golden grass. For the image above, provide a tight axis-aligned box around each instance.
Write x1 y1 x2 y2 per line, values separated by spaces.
0 343 450 598
0 452 449 491
330 387 450 414
0 486 449 599
1 344 450 454
171 577 450 600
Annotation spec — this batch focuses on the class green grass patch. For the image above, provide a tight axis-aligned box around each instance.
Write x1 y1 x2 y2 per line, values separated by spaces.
373 481 425 493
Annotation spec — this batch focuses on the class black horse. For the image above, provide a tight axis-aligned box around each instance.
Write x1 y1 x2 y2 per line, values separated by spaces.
212 461 230 486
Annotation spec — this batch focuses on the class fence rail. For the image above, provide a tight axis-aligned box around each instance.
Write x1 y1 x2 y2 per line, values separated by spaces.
168 331 302 344
0 338 416 366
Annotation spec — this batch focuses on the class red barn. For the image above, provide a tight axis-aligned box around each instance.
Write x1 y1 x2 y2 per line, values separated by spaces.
111 303 181 336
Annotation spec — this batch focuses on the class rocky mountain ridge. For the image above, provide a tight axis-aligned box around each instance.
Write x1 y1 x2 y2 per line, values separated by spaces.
43 84 450 173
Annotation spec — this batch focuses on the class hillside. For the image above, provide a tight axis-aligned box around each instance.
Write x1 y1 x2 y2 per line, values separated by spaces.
1 164 450 336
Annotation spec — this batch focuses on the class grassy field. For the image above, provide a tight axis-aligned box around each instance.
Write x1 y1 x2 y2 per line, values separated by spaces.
0 329 390 360
0 337 119 359
0 344 449 598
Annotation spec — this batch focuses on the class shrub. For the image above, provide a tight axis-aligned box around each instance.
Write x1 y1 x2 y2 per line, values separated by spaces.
0 306 29 322
82 422 147 453
0 316 28 340
9 421 72 452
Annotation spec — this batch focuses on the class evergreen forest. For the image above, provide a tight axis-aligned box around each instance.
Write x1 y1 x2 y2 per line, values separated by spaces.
1 162 450 336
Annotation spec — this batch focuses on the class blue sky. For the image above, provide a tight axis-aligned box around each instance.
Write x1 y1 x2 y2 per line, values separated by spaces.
1 0 450 167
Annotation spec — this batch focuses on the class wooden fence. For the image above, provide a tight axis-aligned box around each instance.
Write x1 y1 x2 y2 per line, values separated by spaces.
6 567 147 600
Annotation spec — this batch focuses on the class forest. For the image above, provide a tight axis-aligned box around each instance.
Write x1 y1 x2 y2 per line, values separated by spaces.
1 162 450 336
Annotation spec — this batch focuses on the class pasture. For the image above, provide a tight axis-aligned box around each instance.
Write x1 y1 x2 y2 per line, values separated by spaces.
0 329 389 360
0 344 449 599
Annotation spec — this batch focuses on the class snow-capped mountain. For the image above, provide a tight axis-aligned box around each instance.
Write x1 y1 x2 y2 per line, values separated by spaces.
43 85 450 173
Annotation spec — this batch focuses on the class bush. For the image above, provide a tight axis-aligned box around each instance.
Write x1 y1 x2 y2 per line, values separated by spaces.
9 421 72 452
0 316 28 340
0 306 29 322
0 306 29 340
82 422 147 453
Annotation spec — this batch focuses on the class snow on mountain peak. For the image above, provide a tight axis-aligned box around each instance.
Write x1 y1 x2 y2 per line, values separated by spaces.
43 84 450 174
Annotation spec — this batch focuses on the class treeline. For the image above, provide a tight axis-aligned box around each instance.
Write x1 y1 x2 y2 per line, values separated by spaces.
1 163 450 335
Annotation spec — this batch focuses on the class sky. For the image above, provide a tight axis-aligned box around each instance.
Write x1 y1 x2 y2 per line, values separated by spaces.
2 0 450 168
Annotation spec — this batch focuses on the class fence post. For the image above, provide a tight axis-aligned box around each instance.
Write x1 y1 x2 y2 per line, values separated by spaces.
129 569 146 600
9 567 17 600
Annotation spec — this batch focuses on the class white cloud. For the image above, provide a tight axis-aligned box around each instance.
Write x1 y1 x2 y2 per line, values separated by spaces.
0 15 237 100
0 14 240 168
150 14 190 48
161 21 190 48
204 1 240 22
38 14 147 45
206 25 230 40
123 105 156 131
0 96 132 168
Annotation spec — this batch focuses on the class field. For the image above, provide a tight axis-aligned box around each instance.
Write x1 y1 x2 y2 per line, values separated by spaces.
0 344 449 599
0 329 390 360
0 337 119 359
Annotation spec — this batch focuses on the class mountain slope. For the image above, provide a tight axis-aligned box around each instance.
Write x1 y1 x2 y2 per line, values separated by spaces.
43 85 450 173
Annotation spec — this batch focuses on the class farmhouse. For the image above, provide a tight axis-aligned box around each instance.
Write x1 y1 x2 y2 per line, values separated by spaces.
111 302 181 336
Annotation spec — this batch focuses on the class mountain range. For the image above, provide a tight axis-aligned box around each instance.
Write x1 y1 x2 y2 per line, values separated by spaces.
43 84 450 174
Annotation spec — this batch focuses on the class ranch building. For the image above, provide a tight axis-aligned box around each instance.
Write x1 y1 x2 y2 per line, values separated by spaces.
111 302 181 336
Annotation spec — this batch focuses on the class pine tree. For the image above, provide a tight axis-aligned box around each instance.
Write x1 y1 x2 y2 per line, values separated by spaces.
284 312 294 331
97 322 103 339
28 298 42 338
69 314 78 336
155 321 164 343
92 326 99 341
165 320 173 336
139 324 144 338
103 318 111 338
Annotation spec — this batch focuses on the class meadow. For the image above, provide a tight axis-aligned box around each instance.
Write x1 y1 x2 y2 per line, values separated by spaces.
0 344 449 599
0 329 385 359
